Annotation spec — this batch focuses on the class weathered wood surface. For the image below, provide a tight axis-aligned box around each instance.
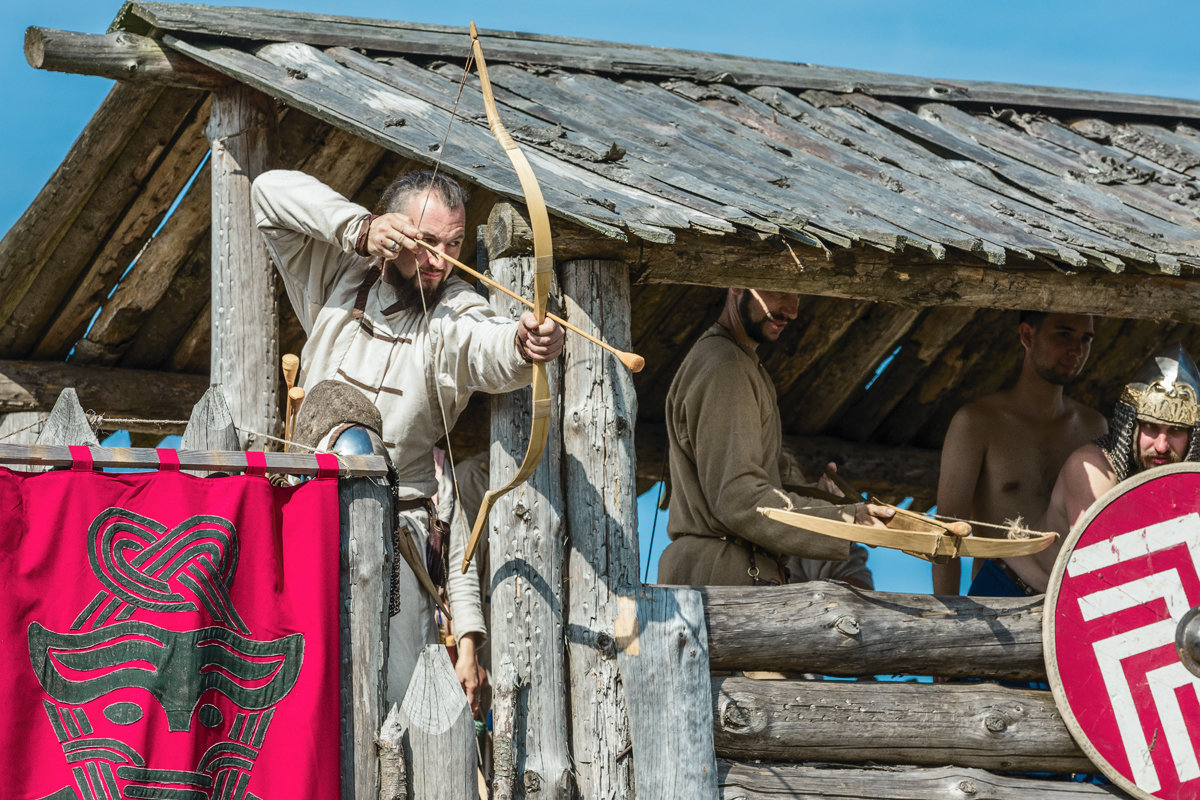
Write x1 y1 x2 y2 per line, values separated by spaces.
398 645 479 800
119 1 1200 119
634 245 1200 322
208 84 279 449
713 677 1092 773
618 587 718 799
561 259 638 800
701 582 1045 680
0 83 202 355
33 389 98 449
0 412 48 447
376 704 408 800
0 443 388 476
0 360 210 432
179 385 239 477
339 474 393 800
487 256 573 799
25 27 230 88
492 657 519 800
718 761 1127 799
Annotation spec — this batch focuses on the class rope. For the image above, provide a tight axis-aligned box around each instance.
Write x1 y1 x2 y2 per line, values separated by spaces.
0 417 46 442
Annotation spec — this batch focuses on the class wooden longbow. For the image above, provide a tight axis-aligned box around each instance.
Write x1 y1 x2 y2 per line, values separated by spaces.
461 22 554 574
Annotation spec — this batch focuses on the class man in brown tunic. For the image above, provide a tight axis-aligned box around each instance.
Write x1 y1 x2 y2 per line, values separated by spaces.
658 288 892 587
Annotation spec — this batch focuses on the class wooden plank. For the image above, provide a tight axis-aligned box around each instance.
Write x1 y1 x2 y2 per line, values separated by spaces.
34 95 212 360
0 359 210 434
0 82 163 349
338 474 392 800
25 27 229 88
836 307 978 442
751 87 1153 269
920 103 1197 260
0 412 48 447
208 84 279 450
701 582 1044 679
617 587 718 799
718 761 1124 799
164 37 635 242
561 259 638 799
492 657 519 800
742 87 1098 264
117 2 1200 120
712 677 1093 772
0 443 388 476
486 256 573 799
782 303 922 434
398 645 479 800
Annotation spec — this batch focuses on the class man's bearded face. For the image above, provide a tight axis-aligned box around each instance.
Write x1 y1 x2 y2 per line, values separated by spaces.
385 190 465 296
737 290 797 344
1136 421 1191 471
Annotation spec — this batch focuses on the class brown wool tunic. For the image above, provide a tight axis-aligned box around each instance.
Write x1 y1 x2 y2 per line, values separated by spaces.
659 325 857 586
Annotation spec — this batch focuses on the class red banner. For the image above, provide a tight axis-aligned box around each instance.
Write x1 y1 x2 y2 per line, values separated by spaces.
0 465 341 800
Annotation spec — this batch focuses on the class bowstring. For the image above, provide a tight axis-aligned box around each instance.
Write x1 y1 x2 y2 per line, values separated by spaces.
412 42 479 573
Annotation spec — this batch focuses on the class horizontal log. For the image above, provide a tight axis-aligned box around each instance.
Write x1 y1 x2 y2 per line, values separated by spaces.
635 423 940 504
712 677 1092 773
718 760 1119 799
0 360 209 434
635 237 1200 323
701 582 1045 680
25 27 230 88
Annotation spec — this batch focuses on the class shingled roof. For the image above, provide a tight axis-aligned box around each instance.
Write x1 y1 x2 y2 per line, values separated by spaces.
5 1 1200 503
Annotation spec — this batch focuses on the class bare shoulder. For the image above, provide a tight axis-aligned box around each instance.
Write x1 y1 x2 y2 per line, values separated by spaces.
1065 397 1109 436
1061 443 1116 487
949 392 1010 430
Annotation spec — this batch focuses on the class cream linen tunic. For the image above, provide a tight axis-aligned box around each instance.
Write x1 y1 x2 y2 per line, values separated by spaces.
252 170 523 701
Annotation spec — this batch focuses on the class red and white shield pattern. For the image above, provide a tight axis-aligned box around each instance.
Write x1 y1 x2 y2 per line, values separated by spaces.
1046 463 1200 800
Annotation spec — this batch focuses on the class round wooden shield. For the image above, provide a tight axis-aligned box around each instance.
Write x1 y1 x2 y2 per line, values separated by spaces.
1045 463 1200 799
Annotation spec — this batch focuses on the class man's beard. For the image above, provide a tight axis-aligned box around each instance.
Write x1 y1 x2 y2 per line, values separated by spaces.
384 261 447 306
1033 361 1079 387
1136 445 1184 472
738 292 770 344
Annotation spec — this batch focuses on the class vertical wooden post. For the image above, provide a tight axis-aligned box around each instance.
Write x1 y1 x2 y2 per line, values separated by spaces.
561 259 639 798
33 389 97 448
0 412 48 447
488 255 573 799
398 644 479 800
180 385 239 476
207 84 277 449
617 587 718 798
339 475 393 800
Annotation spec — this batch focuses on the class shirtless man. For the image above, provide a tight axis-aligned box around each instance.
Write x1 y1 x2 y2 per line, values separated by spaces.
934 312 1107 596
1032 345 1200 591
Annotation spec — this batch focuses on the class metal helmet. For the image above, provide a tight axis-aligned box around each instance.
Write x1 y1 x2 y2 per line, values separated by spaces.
1095 344 1200 481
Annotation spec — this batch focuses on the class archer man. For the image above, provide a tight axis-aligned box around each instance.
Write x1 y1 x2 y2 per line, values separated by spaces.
658 287 892 587
252 169 564 711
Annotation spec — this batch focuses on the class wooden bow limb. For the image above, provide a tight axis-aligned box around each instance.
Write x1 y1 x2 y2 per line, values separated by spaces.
757 506 1057 564
461 22 553 575
412 238 645 372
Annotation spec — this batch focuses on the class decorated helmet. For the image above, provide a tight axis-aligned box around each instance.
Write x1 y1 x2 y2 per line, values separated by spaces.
1095 344 1200 481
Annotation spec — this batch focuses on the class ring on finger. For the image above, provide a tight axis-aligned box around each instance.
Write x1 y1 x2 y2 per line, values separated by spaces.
389 239 399 252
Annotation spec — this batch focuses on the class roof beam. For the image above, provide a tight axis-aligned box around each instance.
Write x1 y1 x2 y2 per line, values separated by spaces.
25 27 230 89
634 236 1200 323
0 359 210 434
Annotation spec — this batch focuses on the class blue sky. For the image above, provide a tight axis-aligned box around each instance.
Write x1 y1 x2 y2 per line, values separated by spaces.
3 1 1198 592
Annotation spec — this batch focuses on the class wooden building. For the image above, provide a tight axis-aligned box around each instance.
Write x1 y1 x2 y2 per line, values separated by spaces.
4 2 1200 798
